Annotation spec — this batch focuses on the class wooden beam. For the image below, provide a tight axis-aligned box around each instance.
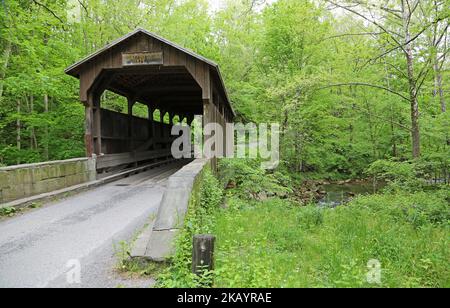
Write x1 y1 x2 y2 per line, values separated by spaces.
143 95 201 102
137 85 201 95
127 97 136 152
94 94 102 155
85 93 94 157
96 149 172 170
169 112 176 125
187 114 194 125
148 105 156 150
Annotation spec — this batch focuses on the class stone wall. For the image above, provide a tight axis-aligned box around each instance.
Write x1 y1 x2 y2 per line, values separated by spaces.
0 157 96 205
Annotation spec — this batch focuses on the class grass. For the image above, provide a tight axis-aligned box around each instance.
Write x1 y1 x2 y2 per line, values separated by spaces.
120 159 449 288
0 206 18 217
210 192 449 288
156 185 449 288
113 213 167 281
0 202 41 219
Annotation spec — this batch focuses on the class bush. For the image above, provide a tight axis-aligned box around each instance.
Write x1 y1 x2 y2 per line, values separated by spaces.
200 169 223 212
349 189 450 228
219 158 292 199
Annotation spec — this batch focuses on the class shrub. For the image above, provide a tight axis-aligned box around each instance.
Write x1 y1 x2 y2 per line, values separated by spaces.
348 189 450 228
219 158 292 199
366 157 449 192
200 169 223 212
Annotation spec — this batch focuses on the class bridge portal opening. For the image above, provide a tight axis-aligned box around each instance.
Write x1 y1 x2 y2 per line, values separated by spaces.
66 29 234 173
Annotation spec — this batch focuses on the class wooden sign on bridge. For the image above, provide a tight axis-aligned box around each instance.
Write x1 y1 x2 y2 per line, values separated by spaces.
122 51 164 66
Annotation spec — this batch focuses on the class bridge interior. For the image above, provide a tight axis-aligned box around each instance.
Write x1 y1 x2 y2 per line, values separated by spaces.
66 28 234 173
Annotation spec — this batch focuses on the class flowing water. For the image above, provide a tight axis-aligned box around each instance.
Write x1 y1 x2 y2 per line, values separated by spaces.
317 181 384 207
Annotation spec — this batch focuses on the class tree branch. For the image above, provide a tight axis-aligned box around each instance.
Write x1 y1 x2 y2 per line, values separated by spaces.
323 32 383 40
415 47 450 93
318 82 410 101
31 0 66 29
326 0 407 54
358 107 411 131
361 17 448 69
434 23 449 47
384 61 409 80
77 0 89 15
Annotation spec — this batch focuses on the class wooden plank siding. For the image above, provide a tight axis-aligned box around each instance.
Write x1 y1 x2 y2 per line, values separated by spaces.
75 33 216 105
97 108 175 155
66 29 234 170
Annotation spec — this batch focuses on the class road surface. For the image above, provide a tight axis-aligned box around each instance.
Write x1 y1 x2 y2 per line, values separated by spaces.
0 161 186 288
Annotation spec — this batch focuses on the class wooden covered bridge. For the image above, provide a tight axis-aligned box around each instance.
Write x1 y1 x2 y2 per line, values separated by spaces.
0 30 237 278
65 28 234 173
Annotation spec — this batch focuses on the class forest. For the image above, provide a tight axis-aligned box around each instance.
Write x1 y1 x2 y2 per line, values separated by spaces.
0 0 448 174
0 0 449 288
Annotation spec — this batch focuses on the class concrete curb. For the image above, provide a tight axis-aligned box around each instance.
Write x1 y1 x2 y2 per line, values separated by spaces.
131 159 210 261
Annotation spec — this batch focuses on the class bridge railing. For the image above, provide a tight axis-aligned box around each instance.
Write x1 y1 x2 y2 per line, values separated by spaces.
96 149 173 170
0 157 96 205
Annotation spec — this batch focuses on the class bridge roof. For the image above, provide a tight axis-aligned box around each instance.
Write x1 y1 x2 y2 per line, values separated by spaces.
65 28 235 118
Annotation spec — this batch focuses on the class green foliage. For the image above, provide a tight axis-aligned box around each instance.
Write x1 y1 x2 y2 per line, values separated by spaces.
156 168 223 288
366 159 423 191
295 205 324 229
219 158 293 199
160 159 449 288
0 207 17 217
1 0 448 178
211 192 449 288
349 189 450 228
366 157 449 192
200 168 223 211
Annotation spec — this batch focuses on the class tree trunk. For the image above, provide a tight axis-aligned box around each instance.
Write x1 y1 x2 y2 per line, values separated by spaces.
406 54 421 159
0 40 12 99
433 61 446 113
29 95 37 150
402 1 421 158
383 57 398 157
364 100 377 158
44 94 49 160
432 1 446 113
17 100 21 165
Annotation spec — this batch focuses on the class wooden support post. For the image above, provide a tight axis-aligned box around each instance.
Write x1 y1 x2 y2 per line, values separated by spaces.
160 110 166 142
147 105 154 150
94 94 102 155
160 110 165 124
187 114 194 126
84 94 94 157
127 97 135 152
147 105 153 122
192 234 215 286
